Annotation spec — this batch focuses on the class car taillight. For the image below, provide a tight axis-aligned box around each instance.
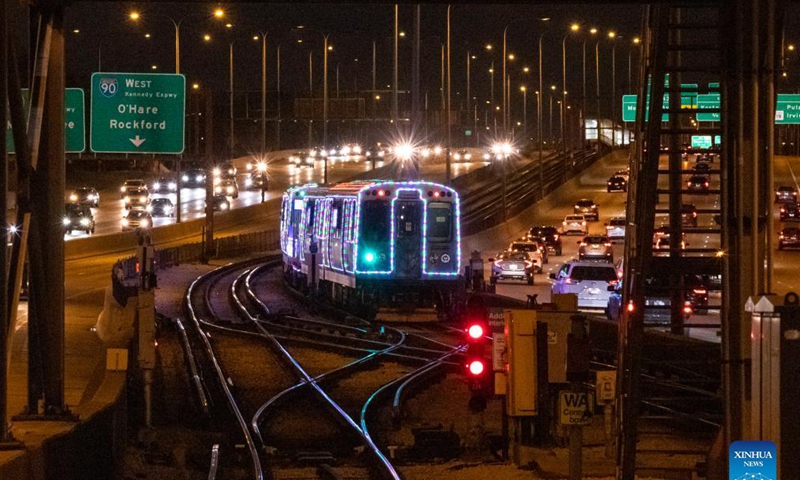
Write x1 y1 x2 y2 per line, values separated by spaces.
782 207 786 213
524 261 533 268
627 301 635 312
580 242 587 247
604 242 612 247
553 234 559 240
687 181 692 187
617 270 623 279
494 260 503 267
683 302 693 315
608 279 619 286
582 221 587 226
704 181 710 187
563 221 567 225
780 234 785 239
693 289 707 294
565 278 572 284
693 212 697 217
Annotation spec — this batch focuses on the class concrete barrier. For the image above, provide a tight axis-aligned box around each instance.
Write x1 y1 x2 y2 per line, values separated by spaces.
65 198 280 261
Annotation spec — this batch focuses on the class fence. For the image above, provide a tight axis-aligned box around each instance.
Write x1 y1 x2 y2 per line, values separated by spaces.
117 229 280 280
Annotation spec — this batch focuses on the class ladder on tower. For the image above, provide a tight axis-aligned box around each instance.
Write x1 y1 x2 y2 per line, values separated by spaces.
617 3 724 479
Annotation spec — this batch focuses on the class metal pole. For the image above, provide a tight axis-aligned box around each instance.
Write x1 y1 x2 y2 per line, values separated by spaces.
174 22 182 223
446 4 452 183
538 34 544 198
549 95 553 143
372 40 376 121
393 4 399 123
0 0 9 441
466 51 471 117
562 35 567 152
323 34 329 183
308 51 313 149
336 63 340 97
261 33 266 155
595 41 601 135
412 5 421 130
503 26 508 135
229 42 234 156
582 40 587 147
611 40 616 148
204 90 214 262
277 45 281 149
490 60 495 131
523 89 527 136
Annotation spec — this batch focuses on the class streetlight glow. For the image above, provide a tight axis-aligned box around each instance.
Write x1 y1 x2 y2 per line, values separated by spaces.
608 31 616 39
508 53 515 60
214 9 225 18
790 44 796 51
327 45 333 51
73 29 80 34
570 23 580 32
192 83 200 90
253 35 259 40
550 85 556 90
144 33 151 39
633 37 641 44
590 27 598 34
523 66 530 73
225 23 233 28
486 44 493 51
129 11 140 21
520 86 526 92
399 31 406 37
151 65 158 70
203 34 211 42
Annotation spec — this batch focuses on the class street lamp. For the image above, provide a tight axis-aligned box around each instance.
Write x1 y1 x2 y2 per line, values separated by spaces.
520 86 528 136
491 141 514 221
128 7 225 224
562 24 580 153
608 31 617 148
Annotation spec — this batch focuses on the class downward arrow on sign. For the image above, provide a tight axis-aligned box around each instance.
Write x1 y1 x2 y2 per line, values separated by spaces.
130 135 146 147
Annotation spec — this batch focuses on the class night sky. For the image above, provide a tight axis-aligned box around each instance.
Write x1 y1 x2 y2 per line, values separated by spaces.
64 3 645 106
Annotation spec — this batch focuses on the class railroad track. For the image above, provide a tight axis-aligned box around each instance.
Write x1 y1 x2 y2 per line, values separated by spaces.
183 256 466 480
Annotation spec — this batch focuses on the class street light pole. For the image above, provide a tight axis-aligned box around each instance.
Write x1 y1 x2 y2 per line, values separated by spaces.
595 39 601 137
521 86 527 135
259 32 267 156
503 26 508 135
446 4 452 184
610 33 617 148
308 50 313 149
229 41 234 156
466 51 471 117
538 33 544 198
323 34 329 183
393 4 399 123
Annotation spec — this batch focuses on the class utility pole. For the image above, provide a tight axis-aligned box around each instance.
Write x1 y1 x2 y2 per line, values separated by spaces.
412 4 421 131
446 4 452 184
393 4 399 123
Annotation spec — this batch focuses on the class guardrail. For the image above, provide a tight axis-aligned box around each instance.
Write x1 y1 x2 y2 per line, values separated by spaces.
117 229 280 279
460 146 611 235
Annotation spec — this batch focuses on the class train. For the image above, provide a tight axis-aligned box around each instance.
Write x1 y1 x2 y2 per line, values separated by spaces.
280 180 463 320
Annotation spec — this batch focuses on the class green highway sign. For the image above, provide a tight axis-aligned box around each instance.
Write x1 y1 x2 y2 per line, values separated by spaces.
680 84 698 108
697 93 720 122
775 94 800 125
621 94 669 122
6 88 85 153
709 82 720 90
715 135 721 145
691 135 712 149
90 72 185 154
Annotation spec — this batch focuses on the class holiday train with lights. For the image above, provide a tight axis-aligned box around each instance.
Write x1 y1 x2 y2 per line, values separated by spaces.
280 180 463 319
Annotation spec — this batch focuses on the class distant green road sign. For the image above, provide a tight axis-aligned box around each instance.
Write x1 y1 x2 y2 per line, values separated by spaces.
691 135 712 149
697 93 720 122
775 94 800 125
621 94 669 122
90 72 185 154
5 88 85 153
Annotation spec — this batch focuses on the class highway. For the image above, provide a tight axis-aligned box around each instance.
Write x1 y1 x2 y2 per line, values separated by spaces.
64 151 491 238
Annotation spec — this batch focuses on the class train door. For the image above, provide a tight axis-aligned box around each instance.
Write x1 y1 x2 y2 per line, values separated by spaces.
329 199 344 271
394 198 422 279
343 199 357 273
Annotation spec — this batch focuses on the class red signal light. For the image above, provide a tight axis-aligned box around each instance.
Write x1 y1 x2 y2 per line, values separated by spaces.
468 359 485 375
467 323 484 340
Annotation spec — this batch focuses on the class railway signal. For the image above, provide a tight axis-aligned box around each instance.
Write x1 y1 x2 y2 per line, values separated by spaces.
463 314 492 411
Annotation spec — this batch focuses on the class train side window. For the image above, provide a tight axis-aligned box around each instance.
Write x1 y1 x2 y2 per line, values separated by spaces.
291 199 303 226
426 202 452 242
361 200 390 244
330 200 343 239
347 199 358 242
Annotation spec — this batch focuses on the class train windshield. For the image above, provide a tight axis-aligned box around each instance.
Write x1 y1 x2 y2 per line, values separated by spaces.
427 202 452 242
361 200 390 243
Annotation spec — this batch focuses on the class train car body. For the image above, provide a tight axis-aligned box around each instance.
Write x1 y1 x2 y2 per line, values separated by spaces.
280 180 463 319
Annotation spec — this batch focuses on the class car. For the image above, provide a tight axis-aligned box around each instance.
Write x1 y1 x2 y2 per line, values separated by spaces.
244 171 269 191
67 187 99 207
151 176 177 194
563 214 588 235
453 149 473 161
207 194 231 211
289 151 315 167
550 261 618 309
578 235 614 262
124 188 150 210
213 161 236 177
365 144 387 160
150 197 175 217
490 251 536 285
686 175 710 193
681 204 698 227
779 227 800 250
507 238 546 271
606 276 693 324
528 225 563 256
121 210 153 231
214 175 239 199
574 199 599 221
120 179 146 199
63 203 95 235
696 153 713 164
775 185 799 203
605 217 626 241
693 162 711 174
780 202 800 221
684 274 711 314
652 228 687 255
182 168 207 188
606 175 627 192
614 168 630 180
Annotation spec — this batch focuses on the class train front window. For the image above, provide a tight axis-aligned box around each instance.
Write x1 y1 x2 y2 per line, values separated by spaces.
361 200 390 243
427 202 452 242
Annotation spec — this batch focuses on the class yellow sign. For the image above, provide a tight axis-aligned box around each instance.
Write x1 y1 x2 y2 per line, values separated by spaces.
559 391 594 425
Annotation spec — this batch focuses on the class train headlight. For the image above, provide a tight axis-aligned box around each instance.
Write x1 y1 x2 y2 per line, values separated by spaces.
69 194 78 202
62 217 71 226
182 175 189 182
364 252 376 263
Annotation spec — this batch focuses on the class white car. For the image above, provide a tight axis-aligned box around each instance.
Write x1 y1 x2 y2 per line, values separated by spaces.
506 239 546 272
605 217 626 241
562 214 588 235
550 261 619 309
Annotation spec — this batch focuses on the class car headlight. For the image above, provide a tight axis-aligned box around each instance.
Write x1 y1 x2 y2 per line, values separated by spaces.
121 218 129 226
483 153 491 160
453 153 461 160
196 175 204 182
434 146 442 155
220 202 228 210
245 178 253 186
87 194 95 200
168 182 176 190
329 149 336 156
69 194 78 201
124 196 130 203
213 167 221 176
153 182 161 190
145 205 153 212
140 220 148 228
465 153 472 160
215 186 221 193
62 218 71 226
182 175 189 182
140 196 146 202
226 186 234 194
80 218 90 226
353 146 361 154
120 186 126 192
